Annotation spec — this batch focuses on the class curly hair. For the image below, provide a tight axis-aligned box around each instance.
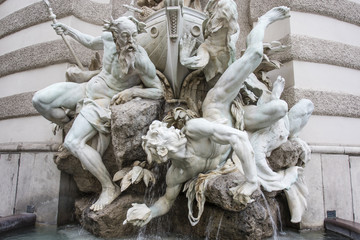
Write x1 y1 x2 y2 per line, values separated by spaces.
142 120 186 164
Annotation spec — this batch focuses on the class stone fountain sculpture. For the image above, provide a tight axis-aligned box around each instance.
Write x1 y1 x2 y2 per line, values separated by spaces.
33 0 314 239
32 16 164 211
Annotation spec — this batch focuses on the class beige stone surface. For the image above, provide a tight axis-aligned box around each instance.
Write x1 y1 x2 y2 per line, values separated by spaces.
0 0 39 19
0 92 38 120
0 154 19 216
321 154 353 221
0 64 68 98
281 88 360 118
272 34 360 71
350 157 360 222
0 116 62 144
0 0 112 39
290 11 360 47
0 39 95 78
15 152 60 224
299 116 360 146
301 153 324 229
0 16 103 56
292 61 360 96
249 0 360 26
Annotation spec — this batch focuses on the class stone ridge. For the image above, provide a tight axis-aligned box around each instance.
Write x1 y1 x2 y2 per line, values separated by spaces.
0 0 113 39
249 0 360 27
0 92 38 120
272 34 360 71
0 142 60 152
0 39 94 78
282 88 360 118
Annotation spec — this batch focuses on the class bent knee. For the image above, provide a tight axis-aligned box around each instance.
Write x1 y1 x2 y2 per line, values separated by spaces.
32 92 43 110
277 100 289 117
63 136 81 152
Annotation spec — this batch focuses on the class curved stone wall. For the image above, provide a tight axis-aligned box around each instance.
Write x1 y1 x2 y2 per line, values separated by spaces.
0 0 359 228
249 0 360 228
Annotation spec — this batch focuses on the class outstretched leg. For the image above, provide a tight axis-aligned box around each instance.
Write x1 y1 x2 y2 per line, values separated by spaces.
244 76 288 131
32 82 86 127
64 114 120 211
202 6 290 118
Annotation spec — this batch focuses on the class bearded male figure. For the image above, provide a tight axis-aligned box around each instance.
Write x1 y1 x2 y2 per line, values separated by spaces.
124 6 291 227
32 17 163 211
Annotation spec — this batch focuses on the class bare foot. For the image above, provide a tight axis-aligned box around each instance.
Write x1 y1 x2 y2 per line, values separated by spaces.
90 184 121 211
230 181 259 205
259 6 290 25
271 76 285 99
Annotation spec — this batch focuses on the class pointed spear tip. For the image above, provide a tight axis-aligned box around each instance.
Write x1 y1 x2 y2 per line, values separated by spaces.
43 0 50 7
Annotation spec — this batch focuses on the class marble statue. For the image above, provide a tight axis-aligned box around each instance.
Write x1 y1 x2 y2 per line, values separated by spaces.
124 6 292 227
32 16 163 211
137 0 202 11
180 0 239 83
232 75 314 222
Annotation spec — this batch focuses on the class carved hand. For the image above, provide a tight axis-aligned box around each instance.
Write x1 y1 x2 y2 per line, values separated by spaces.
180 33 196 58
111 89 134 105
123 203 152 227
52 22 69 36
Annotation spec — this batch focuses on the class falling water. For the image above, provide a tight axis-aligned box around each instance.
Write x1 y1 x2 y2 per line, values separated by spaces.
276 204 286 236
204 214 214 240
215 212 224 240
260 191 278 240
136 163 171 239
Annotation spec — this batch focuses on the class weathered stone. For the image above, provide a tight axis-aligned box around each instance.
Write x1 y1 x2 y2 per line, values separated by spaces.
111 98 164 168
205 171 262 212
75 189 279 240
54 98 164 193
75 194 145 238
171 194 277 240
268 139 304 171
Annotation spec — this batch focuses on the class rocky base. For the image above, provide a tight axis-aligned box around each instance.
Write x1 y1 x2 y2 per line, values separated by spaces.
74 173 279 240
55 98 308 239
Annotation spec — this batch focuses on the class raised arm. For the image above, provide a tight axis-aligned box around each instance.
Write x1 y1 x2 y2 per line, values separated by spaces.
180 34 210 70
52 22 104 50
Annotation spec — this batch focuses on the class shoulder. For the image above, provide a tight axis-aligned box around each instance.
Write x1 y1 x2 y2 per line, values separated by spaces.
101 32 113 41
135 46 156 76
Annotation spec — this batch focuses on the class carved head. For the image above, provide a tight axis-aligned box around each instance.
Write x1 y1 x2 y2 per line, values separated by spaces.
104 16 146 51
104 17 146 75
142 120 187 164
204 0 239 37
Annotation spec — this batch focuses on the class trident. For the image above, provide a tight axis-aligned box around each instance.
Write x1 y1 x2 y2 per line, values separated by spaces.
43 0 85 70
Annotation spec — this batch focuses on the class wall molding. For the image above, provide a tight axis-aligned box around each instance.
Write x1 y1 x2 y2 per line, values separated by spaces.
0 0 131 39
273 34 360 71
0 39 94 78
310 145 360 155
282 88 360 118
250 0 360 27
0 92 38 120
0 142 60 152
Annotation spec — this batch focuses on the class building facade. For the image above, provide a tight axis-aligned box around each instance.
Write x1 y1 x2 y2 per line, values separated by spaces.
0 0 359 229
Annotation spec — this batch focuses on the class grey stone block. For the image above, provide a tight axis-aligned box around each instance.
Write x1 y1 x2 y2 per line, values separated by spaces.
0 154 19 217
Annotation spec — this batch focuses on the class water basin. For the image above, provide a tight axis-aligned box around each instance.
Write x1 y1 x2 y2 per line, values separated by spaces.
0 225 349 240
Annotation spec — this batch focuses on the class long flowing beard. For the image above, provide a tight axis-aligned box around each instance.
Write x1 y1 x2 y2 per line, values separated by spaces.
118 44 137 76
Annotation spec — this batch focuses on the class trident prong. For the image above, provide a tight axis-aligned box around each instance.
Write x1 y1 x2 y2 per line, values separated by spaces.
42 0 85 70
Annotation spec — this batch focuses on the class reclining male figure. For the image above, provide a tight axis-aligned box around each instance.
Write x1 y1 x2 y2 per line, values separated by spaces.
32 17 163 211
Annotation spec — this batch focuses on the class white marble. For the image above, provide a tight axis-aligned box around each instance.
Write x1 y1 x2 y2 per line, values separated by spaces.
33 16 163 211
